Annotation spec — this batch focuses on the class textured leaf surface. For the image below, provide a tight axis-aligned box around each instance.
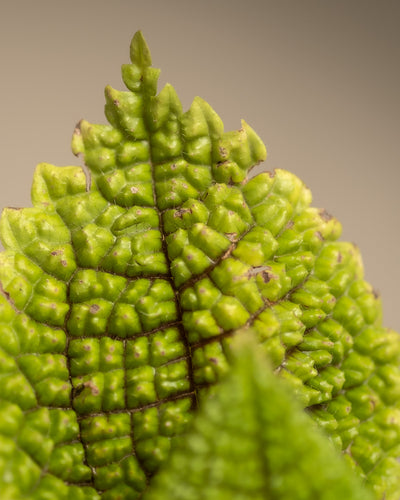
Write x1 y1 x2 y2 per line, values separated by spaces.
0 31 399 500
144 335 374 500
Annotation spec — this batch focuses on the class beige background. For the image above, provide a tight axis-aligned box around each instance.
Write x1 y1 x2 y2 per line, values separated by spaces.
0 0 399 330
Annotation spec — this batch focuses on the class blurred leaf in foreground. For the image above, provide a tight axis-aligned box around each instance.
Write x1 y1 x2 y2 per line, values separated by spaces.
144 334 375 500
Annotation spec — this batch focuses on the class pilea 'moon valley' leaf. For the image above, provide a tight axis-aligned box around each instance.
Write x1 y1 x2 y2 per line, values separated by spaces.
143 335 374 500
0 31 399 500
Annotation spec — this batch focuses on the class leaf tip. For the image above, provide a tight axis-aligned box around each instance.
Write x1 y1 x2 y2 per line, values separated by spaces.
130 30 152 68
71 120 85 156
241 118 267 164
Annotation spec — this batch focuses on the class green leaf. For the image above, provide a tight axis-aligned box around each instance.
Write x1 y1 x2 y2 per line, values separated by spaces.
144 334 374 500
130 31 152 69
1 31 399 500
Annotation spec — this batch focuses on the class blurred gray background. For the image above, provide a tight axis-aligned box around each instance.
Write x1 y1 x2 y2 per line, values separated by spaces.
0 0 399 330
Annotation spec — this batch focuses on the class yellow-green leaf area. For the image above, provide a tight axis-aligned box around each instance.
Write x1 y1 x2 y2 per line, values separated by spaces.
0 30 399 500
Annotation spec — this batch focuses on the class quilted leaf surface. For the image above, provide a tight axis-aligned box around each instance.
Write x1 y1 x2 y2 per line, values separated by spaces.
0 31 399 500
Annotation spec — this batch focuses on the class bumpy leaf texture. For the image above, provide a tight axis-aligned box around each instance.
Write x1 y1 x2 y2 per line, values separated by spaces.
0 31 399 500
144 335 374 500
